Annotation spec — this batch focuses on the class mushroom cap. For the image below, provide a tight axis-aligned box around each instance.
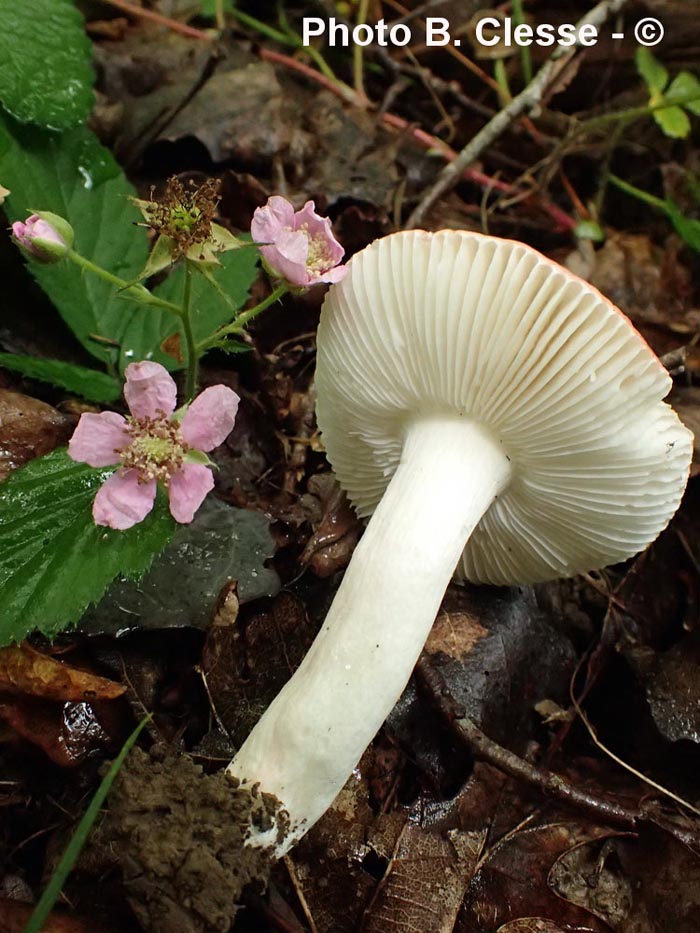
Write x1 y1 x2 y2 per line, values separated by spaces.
315 230 693 585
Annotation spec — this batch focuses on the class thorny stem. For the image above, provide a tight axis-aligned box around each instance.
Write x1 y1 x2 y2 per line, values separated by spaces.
67 250 183 316
181 263 198 399
197 284 289 353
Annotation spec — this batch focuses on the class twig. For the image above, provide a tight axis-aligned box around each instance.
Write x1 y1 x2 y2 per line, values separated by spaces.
415 660 700 850
406 0 632 228
102 0 211 40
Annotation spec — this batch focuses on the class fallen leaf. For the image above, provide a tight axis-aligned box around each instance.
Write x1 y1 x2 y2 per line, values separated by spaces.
299 473 362 578
0 698 113 767
0 389 72 481
80 497 279 635
0 643 125 702
202 592 316 745
0 898 117 933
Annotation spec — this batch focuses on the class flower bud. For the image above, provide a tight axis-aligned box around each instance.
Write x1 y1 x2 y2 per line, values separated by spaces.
11 211 74 264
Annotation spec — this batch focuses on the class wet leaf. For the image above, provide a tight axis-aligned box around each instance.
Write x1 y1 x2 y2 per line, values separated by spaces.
458 821 612 932
0 643 124 702
0 115 150 366
0 448 175 644
0 0 93 129
299 473 362 578
0 354 121 404
81 496 279 636
0 698 112 767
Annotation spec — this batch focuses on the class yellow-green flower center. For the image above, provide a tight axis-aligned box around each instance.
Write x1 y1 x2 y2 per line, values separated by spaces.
300 224 333 275
120 415 187 483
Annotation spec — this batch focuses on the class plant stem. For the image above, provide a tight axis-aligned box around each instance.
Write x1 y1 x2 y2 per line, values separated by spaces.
181 263 197 399
353 0 370 101
24 716 151 933
512 0 533 83
67 250 183 316
608 173 667 210
197 284 289 352
577 92 700 133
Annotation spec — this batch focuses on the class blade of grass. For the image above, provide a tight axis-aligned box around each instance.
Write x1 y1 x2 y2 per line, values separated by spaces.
24 715 151 933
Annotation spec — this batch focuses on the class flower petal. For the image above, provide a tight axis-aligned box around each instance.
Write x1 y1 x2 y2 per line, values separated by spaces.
124 361 177 419
168 463 214 523
261 229 311 286
293 202 345 266
93 469 156 530
68 412 129 467
316 264 348 284
251 196 295 245
181 385 240 451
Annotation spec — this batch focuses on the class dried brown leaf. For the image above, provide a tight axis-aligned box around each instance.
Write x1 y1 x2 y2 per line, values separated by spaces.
0 643 125 702
0 389 72 482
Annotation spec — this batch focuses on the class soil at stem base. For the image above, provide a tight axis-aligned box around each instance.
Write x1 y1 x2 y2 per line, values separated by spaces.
84 745 286 933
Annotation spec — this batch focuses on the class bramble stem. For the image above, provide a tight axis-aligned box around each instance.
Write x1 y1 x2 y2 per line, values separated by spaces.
196 284 289 353
181 263 198 399
67 250 182 316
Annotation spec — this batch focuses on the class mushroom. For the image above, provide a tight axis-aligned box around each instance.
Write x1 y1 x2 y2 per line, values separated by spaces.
229 229 692 854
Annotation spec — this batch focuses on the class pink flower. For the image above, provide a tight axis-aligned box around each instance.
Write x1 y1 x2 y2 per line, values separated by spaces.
68 362 239 531
251 196 347 287
11 212 73 264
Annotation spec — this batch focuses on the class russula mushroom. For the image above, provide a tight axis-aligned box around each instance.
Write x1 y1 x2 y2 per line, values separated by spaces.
229 229 693 854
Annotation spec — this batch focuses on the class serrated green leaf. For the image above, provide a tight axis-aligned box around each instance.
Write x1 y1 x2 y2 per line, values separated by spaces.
636 47 669 95
665 202 700 251
0 353 121 403
667 71 700 116
653 103 691 139
0 0 93 129
119 246 260 371
0 114 150 365
0 449 175 644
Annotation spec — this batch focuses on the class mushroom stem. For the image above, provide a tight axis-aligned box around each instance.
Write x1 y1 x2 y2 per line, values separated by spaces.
228 415 511 853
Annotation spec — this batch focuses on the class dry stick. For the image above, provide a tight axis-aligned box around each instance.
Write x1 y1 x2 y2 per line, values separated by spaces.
406 0 632 228
415 661 700 851
103 0 210 39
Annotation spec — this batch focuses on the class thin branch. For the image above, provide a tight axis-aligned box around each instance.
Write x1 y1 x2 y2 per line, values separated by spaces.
102 0 211 40
406 0 632 228
415 660 700 851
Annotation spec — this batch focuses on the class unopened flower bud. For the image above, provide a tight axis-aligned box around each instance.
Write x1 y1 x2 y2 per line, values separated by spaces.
11 211 74 264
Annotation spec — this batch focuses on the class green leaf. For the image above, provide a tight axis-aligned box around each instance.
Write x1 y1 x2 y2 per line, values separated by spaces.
665 202 700 251
119 246 260 371
667 71 700 116
0 0 93 129
0 449 175 645
636 47 669 95
0 114 150 365
0 353 121 403
653 103 691 139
